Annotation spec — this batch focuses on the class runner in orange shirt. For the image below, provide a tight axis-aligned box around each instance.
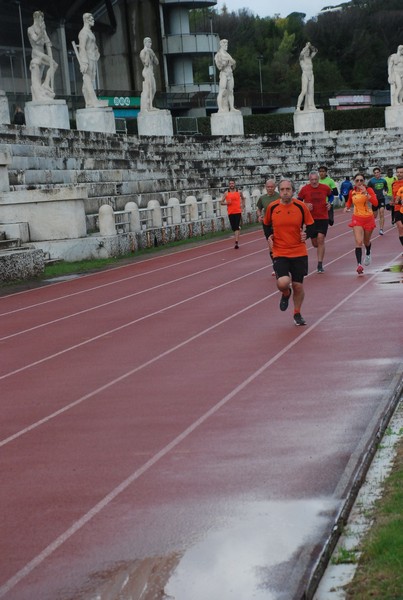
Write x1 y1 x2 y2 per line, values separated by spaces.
221 179 245 249
343 173 378 275
263 178 315 326
391 165 403 249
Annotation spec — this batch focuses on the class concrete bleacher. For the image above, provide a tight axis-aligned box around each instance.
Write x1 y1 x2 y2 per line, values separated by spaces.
1 124 402 219
0 122 402 276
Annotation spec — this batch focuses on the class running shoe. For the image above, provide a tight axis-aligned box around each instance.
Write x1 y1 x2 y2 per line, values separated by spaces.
293 313 306 326
317 266 325 273
234 242 239 249
279 289 291 311
364 254 371 266
356 264 364 275
379 229 384 235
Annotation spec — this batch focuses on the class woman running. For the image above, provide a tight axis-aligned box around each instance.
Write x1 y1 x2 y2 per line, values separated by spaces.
344 173 378 275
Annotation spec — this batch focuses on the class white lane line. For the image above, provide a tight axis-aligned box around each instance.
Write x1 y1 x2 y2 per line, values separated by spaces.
0 226 352 333
0 252 395 599
0 286 274 449
0 264 269 381
0 220 353 317
0 249 265 341
2 250 399 448
0 234 262 316
0 229 262 301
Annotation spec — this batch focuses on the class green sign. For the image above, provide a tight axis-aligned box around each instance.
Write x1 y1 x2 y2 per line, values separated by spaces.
99 96 140 108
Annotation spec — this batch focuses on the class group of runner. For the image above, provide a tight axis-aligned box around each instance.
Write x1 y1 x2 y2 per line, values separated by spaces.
220 165 403 326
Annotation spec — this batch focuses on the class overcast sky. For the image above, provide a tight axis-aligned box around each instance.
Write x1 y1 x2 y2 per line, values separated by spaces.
215 0 333 20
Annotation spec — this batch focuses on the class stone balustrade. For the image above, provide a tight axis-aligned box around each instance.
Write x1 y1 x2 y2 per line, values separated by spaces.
94 191 259 250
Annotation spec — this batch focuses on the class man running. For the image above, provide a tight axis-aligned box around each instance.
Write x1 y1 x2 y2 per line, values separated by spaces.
221 180 245 249
391 165 403 249
368 167 388 235
263 179 314 326
298 171 333 273
318 165 338 226
257 179 280 275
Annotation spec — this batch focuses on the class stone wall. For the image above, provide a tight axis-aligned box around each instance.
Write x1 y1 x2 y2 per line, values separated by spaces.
0 248 45 282
0 123 402 218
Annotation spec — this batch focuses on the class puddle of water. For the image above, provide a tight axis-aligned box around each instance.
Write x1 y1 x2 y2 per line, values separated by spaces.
378 279 403 284
347 357 401 368
73 499 338 600
66 555 182 600
164 498 337 600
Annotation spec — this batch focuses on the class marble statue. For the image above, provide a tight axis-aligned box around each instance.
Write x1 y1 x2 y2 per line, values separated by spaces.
388 45 403 106
27 11 58 101
214 39 239 113
139 37 160 112
296 42 318 111
73 13 104 108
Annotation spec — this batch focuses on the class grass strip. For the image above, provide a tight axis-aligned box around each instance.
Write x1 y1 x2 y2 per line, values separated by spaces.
345 434 403 599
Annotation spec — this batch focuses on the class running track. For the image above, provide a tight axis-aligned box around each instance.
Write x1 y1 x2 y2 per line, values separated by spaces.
1 213 402 600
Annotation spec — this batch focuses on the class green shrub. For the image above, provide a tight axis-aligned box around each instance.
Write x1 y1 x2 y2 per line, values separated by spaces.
324 107 385 131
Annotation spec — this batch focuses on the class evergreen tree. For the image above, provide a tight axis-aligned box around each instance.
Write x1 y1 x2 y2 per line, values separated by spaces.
190 1 403 97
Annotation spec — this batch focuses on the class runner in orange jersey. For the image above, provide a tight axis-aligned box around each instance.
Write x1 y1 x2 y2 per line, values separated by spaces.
221 179 245 249
263 178 314 326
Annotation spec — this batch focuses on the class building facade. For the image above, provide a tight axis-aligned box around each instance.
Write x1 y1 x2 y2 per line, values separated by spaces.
0 0 219 119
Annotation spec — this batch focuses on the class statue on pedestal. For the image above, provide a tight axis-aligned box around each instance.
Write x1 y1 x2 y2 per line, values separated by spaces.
139 37 160 112
388 45 403 106
214 39 239 113
73 13 105 108
296 42 318 112
27 11 58 101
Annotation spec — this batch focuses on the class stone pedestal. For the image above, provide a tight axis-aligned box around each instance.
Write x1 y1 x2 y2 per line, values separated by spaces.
0 90 10 124
211 111 244 136
0 186 87 241
76 107 116 134
293 109 325 133
25 100 70 130
137 110 173 137
385 105 403 128
0 151 11 192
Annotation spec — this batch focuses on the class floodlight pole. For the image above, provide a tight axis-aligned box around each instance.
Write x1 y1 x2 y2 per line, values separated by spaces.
257 55 263 106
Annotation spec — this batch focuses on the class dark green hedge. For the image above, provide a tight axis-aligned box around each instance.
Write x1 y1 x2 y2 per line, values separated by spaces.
196 107 385 136
323 107 385 131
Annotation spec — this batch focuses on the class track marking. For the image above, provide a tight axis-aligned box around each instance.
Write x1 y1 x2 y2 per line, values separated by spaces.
0 233 262 315
1 250 400 448
0 222 353 317
0 226 352 335
1 252 399 599
0 249 265 339
0 264 269 381
0 229 261 299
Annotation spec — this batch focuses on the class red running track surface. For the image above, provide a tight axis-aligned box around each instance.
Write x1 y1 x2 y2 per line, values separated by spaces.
0 213 402 600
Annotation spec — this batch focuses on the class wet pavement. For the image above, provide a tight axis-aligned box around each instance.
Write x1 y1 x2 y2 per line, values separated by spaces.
0 218 402 600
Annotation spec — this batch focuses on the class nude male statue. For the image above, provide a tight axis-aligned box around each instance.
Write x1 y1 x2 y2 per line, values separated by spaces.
139 37 160 112
27 11 58 101
214 39 239 113
296 42 318 111
74 13 105 108
388 45 403 106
